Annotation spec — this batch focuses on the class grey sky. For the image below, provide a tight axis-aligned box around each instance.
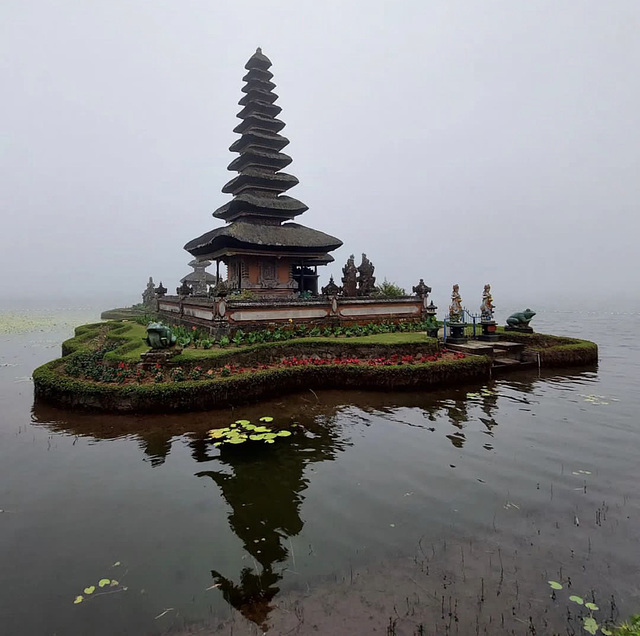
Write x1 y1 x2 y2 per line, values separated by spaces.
1 0 639 312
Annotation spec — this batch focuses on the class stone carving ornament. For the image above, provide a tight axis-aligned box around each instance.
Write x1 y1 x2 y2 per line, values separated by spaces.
480 284 495 321
357 253 376 296
341 255 358 297
449 284 463 322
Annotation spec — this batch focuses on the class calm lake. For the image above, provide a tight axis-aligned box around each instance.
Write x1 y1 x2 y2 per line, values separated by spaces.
1 308 638 635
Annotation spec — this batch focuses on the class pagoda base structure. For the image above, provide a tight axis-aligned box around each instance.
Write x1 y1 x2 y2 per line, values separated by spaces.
505 325 534 334
214 253 323 298
447 322 468 344
478 320 499 342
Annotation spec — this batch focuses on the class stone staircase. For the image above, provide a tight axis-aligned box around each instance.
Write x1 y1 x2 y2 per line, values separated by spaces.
444 340 535 371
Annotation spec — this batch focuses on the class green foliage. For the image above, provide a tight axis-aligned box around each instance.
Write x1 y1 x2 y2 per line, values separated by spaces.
372 279 406 298
611 615 640 636
229 289 257 301
208 416 292 448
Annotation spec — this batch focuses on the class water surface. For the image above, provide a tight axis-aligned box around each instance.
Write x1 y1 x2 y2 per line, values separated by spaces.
0 309 638 635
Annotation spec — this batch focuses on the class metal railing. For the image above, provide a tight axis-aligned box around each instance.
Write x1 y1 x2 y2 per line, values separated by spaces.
442 308 481 343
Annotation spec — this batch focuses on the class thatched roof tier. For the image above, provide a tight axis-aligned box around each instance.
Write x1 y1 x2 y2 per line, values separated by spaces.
222 169 298 195
213 193 308 222
227 148 292 172
244 47 272 71
241 78 276 93
229 129 289 154
184 221 342 260
242 68 274 83
237 100 282 119
238 89 278 106
233 114 285 135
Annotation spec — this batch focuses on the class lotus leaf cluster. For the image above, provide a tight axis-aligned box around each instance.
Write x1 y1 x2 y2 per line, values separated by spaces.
208 416 293 447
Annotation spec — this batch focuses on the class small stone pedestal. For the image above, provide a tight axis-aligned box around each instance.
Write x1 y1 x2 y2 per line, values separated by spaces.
447 322 468 344
478 321 499 342
140 348 183 369
505 325 534 334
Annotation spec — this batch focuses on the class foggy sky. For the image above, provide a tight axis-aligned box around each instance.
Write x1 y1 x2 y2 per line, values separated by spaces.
1 0 639 313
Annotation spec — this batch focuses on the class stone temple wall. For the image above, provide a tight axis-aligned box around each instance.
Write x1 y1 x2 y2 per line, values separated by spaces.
157 295 430 336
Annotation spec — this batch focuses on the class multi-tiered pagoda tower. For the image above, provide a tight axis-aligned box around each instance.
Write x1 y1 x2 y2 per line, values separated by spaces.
184 48 342 297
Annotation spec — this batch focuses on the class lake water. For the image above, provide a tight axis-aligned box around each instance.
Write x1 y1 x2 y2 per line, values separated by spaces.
0 308 638 635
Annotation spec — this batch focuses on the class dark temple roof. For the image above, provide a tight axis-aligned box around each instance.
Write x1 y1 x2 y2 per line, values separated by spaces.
184 222 342 258
184 48 342 262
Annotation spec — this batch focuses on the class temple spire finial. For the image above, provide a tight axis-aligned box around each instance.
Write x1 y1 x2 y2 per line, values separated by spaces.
256 47 262 54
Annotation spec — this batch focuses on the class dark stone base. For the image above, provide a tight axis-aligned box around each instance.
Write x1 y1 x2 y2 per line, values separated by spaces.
478 321 500 341
505 325 534 334
447 323 468 344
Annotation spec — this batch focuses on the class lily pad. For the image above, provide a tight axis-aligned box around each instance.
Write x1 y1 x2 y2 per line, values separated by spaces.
110 580 119 587
259 416 274 422
243 423 256 430
226 437 247 444
548 581 563 590
209 429 229 439
569 595 584 605
585 602 599 611
600 628 613 635
98 579 111 588
235 419 251 425
74 595 84 604
249 434 266 440
84 586 96 595
262 433 277 440
265 439 275 443
583 616 598 635
277 430 292 437
253 426 270 433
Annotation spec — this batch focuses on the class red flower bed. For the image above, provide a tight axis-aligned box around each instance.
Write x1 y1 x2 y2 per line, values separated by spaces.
71 351 465 385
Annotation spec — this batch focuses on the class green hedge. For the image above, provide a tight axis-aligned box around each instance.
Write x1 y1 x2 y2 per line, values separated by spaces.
33 355 491 413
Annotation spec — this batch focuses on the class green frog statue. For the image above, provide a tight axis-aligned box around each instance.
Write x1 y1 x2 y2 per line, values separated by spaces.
145 322 177 349
505 309 536 332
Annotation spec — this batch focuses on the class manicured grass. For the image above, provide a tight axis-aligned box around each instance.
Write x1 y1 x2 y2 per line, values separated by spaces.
173 331 433 361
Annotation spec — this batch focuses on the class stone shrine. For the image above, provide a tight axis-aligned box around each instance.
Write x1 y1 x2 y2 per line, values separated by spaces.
184 48 342 297
180 259 218 297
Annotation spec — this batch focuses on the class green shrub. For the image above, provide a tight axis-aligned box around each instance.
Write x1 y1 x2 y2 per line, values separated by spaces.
372 279 406 298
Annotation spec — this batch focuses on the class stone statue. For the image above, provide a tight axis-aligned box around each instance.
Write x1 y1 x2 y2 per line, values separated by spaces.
321 276 342 296
176 281 192 296
449 284 463 322
145 322 177 349
154 282 167 298
341 254 357 297
142 277 156 307
506 309 536 331
210 280 229 298
412 279 431 298
357 253 376 296
480 284 495 321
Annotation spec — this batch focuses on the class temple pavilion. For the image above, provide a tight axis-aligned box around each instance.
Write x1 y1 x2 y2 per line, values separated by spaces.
184 48 342 297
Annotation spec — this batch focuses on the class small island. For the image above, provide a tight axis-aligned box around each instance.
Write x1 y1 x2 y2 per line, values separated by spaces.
33 49 597 413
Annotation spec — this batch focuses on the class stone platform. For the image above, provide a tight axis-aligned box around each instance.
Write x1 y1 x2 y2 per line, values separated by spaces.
444 340 535 371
